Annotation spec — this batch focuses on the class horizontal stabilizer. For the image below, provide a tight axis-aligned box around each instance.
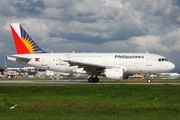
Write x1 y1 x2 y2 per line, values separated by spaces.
6 55 31 64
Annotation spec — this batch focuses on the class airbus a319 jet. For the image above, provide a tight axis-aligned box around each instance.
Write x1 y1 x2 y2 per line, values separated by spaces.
6 23 175 82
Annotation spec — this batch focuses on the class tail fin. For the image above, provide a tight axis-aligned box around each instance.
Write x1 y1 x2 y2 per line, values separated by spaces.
10 23 46 54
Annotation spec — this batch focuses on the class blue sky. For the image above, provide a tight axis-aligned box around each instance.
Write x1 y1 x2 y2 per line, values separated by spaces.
0 0 180 71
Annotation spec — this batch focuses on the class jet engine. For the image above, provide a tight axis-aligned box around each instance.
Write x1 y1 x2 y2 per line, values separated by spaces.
104 68 124 79
72 68 86 74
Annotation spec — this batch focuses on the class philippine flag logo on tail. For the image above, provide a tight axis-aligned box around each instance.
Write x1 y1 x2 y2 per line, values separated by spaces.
10 23 46 54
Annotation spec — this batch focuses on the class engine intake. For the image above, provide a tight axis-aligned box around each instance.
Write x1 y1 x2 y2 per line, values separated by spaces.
105 68 124 79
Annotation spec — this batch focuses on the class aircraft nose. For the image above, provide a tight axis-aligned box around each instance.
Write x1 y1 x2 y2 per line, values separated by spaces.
169 62 175 71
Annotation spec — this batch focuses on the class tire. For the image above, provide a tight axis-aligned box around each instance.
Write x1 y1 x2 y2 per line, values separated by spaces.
94 78 99 83
88 77 94 83
147 79 151 83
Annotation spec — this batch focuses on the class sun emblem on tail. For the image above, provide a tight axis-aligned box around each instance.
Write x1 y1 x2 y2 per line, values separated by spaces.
21 26 36 54
22 37 35 54
19 24 46 54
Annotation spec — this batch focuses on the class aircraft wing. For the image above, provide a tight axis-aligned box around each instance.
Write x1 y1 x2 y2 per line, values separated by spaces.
64 60 105 73
6 55 31 63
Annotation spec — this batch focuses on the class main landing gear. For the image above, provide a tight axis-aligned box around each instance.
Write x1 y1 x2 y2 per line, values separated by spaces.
88 76 99 83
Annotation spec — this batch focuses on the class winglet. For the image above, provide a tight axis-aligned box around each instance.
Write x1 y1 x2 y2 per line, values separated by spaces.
10 23 46 54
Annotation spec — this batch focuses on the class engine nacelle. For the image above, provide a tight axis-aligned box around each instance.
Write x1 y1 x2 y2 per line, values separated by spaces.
104 68 124 79
72 68 87 74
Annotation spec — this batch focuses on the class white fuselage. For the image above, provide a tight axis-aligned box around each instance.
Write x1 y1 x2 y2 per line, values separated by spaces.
7 53 175 74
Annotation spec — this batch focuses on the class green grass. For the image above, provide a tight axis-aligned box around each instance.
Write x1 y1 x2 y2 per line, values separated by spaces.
0 84 180 120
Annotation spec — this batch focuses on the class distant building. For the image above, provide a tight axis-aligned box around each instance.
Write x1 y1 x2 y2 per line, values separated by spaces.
0 66 7 75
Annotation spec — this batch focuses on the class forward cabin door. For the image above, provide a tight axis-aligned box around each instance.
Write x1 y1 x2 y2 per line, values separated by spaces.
146 55 152 66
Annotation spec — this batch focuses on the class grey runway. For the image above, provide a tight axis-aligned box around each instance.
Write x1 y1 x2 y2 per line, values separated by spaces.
0 80 180 85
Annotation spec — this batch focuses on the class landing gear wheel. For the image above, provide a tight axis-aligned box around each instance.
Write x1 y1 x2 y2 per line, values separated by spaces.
88 77 94 83
147 79 152 83
88 77 99 83
94 78 99 83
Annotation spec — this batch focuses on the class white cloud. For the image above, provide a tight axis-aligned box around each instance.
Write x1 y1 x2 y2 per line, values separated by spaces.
166 28 180 52
0 1 17 16
0 0 180 69
103 0 124 8
128 35 170 52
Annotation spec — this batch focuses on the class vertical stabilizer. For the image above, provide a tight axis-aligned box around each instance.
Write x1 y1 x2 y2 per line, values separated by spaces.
10 23 46 54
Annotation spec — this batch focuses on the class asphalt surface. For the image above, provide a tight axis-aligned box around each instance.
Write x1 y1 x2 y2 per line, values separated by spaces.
0 79 180 85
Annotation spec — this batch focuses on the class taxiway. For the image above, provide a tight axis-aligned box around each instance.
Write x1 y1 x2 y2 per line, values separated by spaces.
0 80 180 85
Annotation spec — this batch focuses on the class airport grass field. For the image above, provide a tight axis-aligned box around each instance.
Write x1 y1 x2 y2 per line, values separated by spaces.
0 84 180 120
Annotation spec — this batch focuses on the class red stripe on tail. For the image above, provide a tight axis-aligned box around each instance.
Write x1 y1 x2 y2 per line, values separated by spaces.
10 25 30 54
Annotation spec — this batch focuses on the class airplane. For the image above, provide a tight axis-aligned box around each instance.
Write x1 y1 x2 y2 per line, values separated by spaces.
6 23 175 82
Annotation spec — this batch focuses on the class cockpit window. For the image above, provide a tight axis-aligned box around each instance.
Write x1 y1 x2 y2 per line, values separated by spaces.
158 58 168 62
